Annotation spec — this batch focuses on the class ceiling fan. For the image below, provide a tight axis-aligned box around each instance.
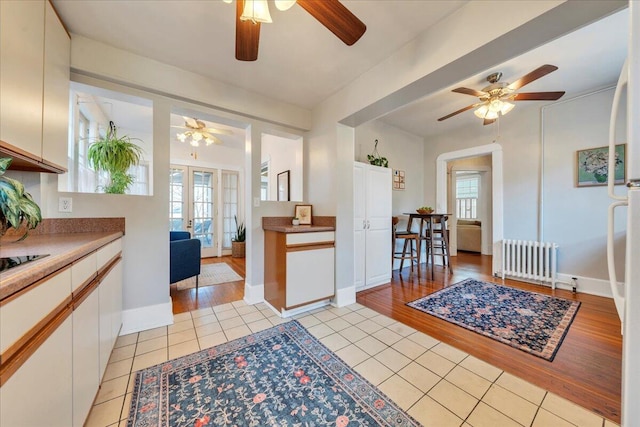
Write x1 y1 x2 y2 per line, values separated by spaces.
438 64 566 125
172 117 233 146
232 0 366 61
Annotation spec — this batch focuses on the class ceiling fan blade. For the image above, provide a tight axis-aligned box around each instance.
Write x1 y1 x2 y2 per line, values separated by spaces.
452 87 488 97
236 0 260 61
512 91 565 101
297 0 366 46
507 64 558 91
203 127 234 135
483 118 496 126
437 102 484 121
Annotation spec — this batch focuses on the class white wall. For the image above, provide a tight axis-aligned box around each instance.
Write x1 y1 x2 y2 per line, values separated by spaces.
261 134 303 202
424 88 627 291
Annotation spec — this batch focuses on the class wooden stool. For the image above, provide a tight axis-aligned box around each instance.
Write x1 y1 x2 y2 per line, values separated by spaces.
392 216 420 274
424 215 452 278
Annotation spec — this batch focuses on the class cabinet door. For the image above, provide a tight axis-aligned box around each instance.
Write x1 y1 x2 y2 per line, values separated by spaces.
353 162 366 289
365 165 392 287
73 290 100 427
0 0 45 157
42 1 70 168
0 317 73 427
286 247 335 307
99 259 123 380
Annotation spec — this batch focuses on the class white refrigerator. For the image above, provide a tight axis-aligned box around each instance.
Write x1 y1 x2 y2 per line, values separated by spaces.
607 2 640 424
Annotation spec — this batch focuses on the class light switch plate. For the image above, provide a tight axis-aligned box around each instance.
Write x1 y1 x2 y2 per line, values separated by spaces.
253 197 260 207
58 197 72 213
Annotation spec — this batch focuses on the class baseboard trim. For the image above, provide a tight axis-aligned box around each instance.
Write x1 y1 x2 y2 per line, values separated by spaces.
120 301 174 335
244 283 264 305
556 273 620 299
332 285 356 307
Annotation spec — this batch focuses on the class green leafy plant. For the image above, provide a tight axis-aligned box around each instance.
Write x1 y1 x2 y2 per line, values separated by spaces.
87 121 143 194
233 215 246 242
0 157 42 240
367 139 389 168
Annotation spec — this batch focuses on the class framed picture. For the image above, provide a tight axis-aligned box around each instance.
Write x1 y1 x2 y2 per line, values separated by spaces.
576 144 626 187
294 204 312 225
277 170 290 201
393 169 405 190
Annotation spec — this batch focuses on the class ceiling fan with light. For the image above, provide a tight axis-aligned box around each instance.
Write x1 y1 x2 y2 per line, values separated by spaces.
438 64 566 125
225 0 366 61
172 117 233 147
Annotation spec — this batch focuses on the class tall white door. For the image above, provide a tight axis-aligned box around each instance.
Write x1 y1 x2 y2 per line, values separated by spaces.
354 162 392 291
170 165 218 258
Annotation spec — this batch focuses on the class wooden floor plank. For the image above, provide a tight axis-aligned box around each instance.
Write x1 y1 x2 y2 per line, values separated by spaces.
169 252 622 423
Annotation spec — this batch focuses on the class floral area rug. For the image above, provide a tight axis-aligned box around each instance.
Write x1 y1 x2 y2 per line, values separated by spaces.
175 263 243 291
407 278 580 361
127 320 421 427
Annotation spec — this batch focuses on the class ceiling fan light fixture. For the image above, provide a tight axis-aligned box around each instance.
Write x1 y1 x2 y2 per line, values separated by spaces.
240 0 273 24
474 105 489 119
500 101 515 115
485 110 499 120
176 133 187 143
275 0 296 11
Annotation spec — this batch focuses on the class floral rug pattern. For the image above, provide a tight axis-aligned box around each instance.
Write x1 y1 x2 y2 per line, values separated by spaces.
127 321 420 426
407 278 580 361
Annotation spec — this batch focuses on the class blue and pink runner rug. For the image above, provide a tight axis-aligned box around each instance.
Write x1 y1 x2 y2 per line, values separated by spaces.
127 320 421 426
407 278 580 361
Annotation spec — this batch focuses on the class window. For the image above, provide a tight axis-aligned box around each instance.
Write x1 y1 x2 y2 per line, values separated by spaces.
60 81 153 195
260 161 269 200
222 171 239 249
456 173 479 219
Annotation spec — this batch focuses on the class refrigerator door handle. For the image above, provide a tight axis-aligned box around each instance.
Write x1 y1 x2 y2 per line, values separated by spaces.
607 200 627 326
608 59 628 201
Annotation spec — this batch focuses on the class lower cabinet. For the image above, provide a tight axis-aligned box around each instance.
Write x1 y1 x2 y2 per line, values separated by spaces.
73 290 100 427
99 260 122 380
1 317 73 427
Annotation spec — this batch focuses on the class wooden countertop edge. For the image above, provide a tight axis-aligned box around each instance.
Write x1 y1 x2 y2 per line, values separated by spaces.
262 225 335 233
0 232 123 301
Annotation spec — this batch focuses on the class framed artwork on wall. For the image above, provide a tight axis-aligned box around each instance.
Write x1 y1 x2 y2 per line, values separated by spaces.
294 204 312 225
277 170 290 201
393 169 405 190
576 144 626 187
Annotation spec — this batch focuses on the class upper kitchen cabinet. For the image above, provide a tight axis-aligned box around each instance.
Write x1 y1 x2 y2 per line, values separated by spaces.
0 0 69 173
42 1 71 170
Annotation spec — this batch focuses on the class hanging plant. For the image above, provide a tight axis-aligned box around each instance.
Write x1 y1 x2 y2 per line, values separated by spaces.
87 121 144 194
367 139 389 168
0 157 42 240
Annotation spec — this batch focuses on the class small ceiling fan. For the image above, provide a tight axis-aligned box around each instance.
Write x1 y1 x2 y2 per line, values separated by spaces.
172 117 233 146
438 64 566 125
232 0 366 61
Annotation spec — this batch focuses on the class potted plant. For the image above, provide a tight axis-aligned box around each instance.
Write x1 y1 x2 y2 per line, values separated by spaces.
0 157 42 241
367 139 389 168
87 121 143 194
231 215 246 258
292 217 300 226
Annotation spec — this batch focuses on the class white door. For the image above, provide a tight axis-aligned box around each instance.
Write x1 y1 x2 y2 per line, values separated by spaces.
169 165 218 258
365 165 392 286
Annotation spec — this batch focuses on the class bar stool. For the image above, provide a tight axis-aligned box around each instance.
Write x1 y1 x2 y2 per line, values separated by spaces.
423 215 452 279
392 216 420 274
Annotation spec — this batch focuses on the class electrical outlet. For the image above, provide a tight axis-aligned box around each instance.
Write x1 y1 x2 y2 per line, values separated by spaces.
58 197 72 213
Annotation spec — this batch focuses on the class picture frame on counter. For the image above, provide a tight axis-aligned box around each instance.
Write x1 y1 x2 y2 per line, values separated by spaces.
294 204 312 225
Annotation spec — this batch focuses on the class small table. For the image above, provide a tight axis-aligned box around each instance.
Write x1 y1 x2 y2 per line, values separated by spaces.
403 213 453 279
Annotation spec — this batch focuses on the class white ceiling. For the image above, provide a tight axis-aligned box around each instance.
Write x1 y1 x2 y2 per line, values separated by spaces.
52 0 467 110
53 1 628 140
380 8 629 138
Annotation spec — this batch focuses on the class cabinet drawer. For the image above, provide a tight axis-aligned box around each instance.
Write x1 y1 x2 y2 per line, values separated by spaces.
71 252 97 293
1 267 71 355
286 231 335 246
97 238 122 269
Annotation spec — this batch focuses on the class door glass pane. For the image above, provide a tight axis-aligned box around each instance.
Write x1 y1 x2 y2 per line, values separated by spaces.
192 170 214 248
169 168 185 231
222 171 239 249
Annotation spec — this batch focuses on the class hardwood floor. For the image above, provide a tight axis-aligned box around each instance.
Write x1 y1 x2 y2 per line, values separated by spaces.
169 253 622 423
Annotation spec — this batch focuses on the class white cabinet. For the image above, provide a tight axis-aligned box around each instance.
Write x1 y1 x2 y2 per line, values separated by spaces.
264 230 335 316
42 0 71 169
354 162 392 290
0 0 69 170
99 261 123 380
0 0 45 157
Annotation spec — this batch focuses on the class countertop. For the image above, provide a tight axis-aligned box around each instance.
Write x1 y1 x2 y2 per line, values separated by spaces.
0 231 123 300
262 224 335 233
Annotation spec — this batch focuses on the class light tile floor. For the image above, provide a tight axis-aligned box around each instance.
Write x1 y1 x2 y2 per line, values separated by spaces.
86 301 619 427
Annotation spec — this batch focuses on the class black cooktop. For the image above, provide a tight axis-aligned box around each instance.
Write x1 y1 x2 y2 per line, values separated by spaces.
0 254 49 272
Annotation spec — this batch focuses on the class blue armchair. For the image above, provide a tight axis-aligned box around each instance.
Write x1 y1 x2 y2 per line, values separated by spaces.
170 231 202 289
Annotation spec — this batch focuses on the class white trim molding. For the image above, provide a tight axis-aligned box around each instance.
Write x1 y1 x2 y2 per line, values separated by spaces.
437 143 504 274
333 285 357 307
120 301 174 335
244 283 265 305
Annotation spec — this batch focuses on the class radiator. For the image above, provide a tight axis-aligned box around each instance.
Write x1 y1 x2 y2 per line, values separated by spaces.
501 240 558 289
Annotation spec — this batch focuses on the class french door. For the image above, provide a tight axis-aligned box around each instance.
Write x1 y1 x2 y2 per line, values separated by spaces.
170 165 218 258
